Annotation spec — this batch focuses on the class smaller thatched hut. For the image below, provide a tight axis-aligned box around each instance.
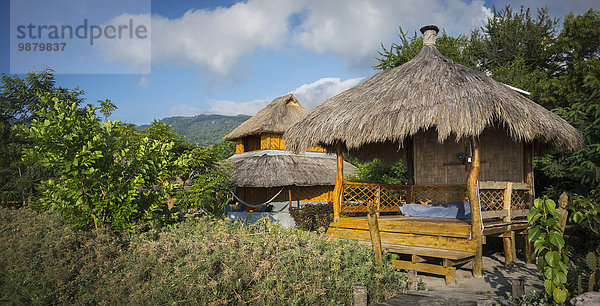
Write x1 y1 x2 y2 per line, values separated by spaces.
223 94 355 210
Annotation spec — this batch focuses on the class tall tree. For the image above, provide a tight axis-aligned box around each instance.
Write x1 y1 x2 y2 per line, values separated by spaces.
0 69 84 204
374 28 475 70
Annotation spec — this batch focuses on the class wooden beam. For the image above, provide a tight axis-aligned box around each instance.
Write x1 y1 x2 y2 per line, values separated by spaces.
333 142 344 222
467 137 483 276
393 260 456 284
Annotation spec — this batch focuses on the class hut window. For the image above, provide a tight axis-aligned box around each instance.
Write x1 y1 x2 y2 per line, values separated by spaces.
243 135 261 152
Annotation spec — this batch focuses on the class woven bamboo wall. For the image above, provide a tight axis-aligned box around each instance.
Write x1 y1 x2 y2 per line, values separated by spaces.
413 129 524 185
414 129 468 184
479 129 524 182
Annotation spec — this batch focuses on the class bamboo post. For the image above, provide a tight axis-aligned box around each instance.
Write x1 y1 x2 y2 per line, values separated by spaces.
503 182 515 266
367 201 383 266
288 186 293 211
333 142 344 222
467 137 483 276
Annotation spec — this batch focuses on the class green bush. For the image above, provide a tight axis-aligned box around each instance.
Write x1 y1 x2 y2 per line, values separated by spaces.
289 202 334 232
0 206 408 304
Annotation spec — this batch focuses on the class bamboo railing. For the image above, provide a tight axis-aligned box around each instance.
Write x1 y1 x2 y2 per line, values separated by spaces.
340 181 531 219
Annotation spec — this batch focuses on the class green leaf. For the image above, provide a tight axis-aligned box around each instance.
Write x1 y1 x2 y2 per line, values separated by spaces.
553 287 568 304
544 279 554 296
546 199 556 210
534 198 542 208
549 231 565 249
586 252 597 270
545 251 560 267
528 226 541 242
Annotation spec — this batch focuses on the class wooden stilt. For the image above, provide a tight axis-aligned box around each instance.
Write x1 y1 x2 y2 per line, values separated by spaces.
367 201 382 266
333 142 344 222
467 137 483 276
503 182 515 266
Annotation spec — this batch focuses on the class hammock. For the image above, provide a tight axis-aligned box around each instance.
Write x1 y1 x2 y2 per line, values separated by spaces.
230 188 285 209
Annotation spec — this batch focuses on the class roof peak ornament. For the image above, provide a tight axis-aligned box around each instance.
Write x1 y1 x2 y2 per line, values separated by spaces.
420 25 439 46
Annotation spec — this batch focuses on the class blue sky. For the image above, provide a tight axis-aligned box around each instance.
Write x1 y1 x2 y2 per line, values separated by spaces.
2 0 599 125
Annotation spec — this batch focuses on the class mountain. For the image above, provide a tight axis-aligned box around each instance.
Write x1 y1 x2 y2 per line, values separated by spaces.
139 114 251 146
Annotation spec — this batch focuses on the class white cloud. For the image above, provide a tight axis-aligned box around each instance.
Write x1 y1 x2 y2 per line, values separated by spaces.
291 77 363 109
96 13 152 74
168 104 203 117
203 76 363 116
98 0 493 77
295 0 491 67
151 0 303 76
206 99 270 116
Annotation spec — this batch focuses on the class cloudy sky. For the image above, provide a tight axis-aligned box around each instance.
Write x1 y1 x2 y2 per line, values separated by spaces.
1 0 599 124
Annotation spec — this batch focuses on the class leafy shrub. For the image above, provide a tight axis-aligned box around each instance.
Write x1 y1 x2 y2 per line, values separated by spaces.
290 202 334 231
0 206 408 304
528 197 569 304
18 94 231 231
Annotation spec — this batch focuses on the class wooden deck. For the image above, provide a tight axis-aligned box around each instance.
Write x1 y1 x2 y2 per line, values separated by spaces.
327 215 529 283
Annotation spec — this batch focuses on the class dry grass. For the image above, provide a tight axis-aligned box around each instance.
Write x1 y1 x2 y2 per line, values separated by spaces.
0 206 408 305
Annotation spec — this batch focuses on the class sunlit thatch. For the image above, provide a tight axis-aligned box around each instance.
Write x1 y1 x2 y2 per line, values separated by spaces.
223 94 308 141
285 27 583 154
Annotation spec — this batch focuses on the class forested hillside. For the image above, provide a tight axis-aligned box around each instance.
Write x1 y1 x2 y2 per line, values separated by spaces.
139 114 250 146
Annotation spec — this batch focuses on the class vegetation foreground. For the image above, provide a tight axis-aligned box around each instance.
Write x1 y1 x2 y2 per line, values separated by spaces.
0 207 407 305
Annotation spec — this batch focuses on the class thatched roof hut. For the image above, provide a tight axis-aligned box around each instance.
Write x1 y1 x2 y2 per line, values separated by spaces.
223 94 355 206
223 94 309 141
283 25 584 275
284 27 583 154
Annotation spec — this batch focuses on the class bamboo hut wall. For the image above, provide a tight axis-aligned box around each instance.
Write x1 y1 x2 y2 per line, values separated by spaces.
243 135 261 152
236 139 244 154
479 129 524 182
414 129 468 185
414 129 524 185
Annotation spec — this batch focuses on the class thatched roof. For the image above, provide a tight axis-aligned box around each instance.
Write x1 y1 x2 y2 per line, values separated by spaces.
223 94 309 141
285 25 584 153
225 151 356 188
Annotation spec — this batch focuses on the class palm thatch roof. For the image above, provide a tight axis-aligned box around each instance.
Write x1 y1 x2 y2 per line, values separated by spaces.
223 94 309 141
225 152 356 188
285 25 584 154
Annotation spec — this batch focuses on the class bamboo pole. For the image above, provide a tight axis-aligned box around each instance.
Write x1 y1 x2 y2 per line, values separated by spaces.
503 182 515 266
367 201 382 266
467 137 483 276
333 142 344 222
